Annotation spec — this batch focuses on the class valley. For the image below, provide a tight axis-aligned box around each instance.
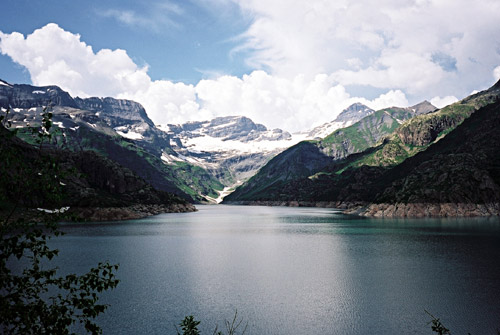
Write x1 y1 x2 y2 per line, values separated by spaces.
2 78 500 217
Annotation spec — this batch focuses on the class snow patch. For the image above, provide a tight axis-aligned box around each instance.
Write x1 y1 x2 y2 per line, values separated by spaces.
53 121 65 128
116 130 144 140
32 90 46 94
161 152 184 164
37 206 70 214
181 133 306 154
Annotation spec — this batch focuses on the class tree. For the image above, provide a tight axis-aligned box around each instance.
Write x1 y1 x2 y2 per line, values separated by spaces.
0 107 119 334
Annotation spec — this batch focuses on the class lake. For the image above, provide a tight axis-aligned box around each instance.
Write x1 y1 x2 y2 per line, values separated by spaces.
46 205 500 334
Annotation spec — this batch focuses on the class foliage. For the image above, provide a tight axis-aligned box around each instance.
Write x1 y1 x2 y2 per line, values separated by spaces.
0 107 120 334
176 311 247 335
176 316 201 335
426 311 452 335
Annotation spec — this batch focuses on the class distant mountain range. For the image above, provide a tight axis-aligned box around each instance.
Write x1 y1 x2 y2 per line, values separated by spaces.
0 79 301 203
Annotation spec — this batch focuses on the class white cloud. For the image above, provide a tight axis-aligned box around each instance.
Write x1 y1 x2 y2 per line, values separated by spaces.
494 66 500 82
231 0 500 101
0 23 413 132
430 96 459 109
0 23 151 98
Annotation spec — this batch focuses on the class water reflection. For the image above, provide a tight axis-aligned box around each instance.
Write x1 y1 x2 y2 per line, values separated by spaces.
48 205 500 334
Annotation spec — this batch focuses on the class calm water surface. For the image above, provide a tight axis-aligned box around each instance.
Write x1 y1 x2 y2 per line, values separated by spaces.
46 205 500 334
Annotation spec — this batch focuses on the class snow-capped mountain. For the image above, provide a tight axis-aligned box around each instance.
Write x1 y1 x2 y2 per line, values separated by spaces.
0 78 440 203
306 103 375 139
158 116 302 186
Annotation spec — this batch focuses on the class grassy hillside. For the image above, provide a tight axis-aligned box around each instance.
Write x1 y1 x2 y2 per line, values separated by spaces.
226 105 430 202
225 80 500 205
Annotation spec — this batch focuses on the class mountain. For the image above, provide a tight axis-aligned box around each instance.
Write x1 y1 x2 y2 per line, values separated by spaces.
225 101 435 202
0 125 195 221
224 80 500 217
0 79 77 108
0 81 222 202
306 103 375 138
159 115 297 189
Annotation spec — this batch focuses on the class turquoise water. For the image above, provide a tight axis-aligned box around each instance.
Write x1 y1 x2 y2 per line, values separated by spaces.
45 205 500 334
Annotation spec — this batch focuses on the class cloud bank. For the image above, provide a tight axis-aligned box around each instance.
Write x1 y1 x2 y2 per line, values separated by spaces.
1 0 500 132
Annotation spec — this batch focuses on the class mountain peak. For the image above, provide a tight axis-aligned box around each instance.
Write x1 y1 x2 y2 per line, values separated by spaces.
410 100 437 115
334 103 375 123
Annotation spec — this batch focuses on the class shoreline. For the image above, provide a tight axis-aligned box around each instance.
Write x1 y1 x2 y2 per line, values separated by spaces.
222 200 500 218
68 203 197 221
1 203 197 224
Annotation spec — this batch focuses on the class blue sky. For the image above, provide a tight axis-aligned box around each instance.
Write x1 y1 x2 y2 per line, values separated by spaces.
0 0 252 84
1 0 500 132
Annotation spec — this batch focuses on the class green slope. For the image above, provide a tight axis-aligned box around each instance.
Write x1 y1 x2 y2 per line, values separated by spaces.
225 105 426 202
225 80 500 204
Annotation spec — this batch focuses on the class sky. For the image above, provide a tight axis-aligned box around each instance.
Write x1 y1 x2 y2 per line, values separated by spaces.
1 0 500 132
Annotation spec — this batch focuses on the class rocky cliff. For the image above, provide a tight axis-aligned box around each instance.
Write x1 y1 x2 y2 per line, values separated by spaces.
0 80 78 109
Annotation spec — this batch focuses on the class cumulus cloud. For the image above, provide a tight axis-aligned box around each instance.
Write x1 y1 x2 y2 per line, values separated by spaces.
0 23 413 132
232 0 500 100
0 23 151 98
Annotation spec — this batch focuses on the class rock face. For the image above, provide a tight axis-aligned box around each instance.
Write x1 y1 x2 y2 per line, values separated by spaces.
335 103 376 123
74 97 169 146
0 80 78 109
165 116 291 142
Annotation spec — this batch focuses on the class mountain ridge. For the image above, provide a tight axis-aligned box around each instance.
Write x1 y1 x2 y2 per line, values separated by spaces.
224 80 500 217
225 101 436 202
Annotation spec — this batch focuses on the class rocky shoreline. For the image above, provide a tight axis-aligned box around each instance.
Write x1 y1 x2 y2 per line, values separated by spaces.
1 203 197 224
224 201 500 218
348 202 500 218
68 203 197 221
